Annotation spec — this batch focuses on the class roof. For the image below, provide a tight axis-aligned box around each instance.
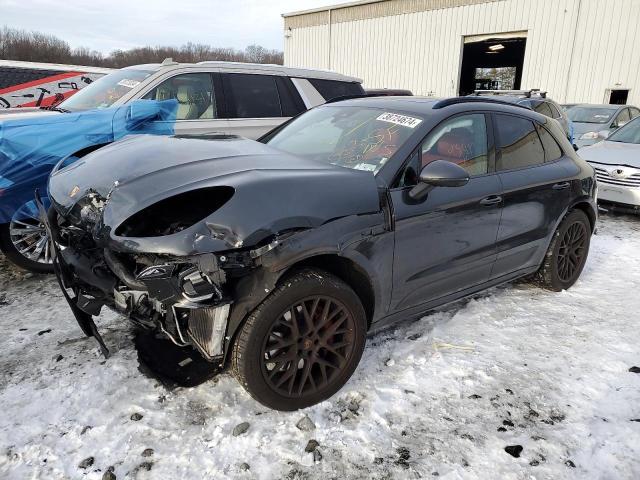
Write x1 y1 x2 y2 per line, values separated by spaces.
282 0 503 28
283 0 385 17
123 60 362 83
322 95 547 121
0 59 112 74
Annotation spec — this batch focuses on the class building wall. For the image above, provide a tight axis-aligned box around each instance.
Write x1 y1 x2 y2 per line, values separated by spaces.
284 0 640 105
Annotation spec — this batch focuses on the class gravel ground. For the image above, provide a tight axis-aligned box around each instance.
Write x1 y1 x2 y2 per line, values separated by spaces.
0 213 639 479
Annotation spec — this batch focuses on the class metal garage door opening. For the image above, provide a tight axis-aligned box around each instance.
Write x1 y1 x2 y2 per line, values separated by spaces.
458 33 527 96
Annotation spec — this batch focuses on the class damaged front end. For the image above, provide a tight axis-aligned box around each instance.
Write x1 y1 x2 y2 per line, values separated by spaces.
47 199 261 363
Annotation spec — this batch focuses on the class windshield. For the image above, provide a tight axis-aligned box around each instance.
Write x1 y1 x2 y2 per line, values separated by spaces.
59 69 154 111
567 106 617 124
264 105 422 174
607 117 640 144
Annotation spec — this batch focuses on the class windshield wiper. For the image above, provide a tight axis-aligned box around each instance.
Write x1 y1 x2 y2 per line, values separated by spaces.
41 105 70 113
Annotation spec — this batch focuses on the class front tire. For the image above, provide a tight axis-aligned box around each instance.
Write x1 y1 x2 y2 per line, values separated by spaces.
535 209 591 291
232 270 367 411
0 201 54 273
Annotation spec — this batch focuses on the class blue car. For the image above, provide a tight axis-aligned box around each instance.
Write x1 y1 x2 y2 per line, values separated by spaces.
0 99 178 272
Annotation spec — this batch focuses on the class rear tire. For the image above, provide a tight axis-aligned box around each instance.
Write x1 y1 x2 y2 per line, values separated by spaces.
232 269 367 411
535 209 591 291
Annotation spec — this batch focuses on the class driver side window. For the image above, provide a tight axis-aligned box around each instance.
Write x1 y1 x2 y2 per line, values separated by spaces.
142 73 216 120
396 113 488 187
421 114 488 176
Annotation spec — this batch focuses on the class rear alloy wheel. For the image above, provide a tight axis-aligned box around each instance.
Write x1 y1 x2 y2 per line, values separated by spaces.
0 200 53 273
535 209 591 291
232 270 367 410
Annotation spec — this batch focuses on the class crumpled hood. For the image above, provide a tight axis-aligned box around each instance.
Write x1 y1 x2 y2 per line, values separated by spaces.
579 140 640 168
49 134 381 255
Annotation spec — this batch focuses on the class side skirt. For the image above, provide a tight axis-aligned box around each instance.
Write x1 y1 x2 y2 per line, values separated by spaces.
369 265 539 333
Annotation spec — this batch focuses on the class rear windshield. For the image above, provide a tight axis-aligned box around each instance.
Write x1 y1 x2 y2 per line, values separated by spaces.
567 106 617 124
265 105 421 175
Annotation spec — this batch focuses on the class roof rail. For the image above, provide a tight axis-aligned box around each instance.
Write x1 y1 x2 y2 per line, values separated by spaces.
474 89 547 98
433 96 532 110
324 93 388 104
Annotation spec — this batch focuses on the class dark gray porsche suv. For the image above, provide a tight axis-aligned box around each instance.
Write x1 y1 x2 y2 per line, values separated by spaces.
43 96 597 410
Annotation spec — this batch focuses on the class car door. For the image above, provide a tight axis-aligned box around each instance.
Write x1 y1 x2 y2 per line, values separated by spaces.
140 71 231 135
390 112 502 311
490 114 571 278
221 73 303 139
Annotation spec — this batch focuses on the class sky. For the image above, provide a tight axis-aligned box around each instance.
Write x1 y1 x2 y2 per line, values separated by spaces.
0 0 339 53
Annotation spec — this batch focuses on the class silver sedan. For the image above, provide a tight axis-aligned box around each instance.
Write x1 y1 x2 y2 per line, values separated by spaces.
579 116 640 211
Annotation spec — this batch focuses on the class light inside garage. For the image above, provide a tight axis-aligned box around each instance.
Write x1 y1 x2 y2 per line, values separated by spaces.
459 33 527 95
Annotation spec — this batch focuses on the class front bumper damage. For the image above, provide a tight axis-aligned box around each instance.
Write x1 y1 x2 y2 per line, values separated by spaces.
37 191 268 363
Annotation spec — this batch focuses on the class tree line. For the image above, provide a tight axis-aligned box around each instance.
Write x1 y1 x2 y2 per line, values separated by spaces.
0 26 283 68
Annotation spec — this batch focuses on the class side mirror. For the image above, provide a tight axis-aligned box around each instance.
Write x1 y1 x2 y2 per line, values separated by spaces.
598 130 610 140
126 100 162 129
409 160 470 200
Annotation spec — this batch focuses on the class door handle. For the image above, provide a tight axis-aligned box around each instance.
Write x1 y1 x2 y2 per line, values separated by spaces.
480 195 502 206
552 182 570 190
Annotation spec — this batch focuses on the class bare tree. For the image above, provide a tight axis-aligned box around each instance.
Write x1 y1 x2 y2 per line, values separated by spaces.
0 26 283 67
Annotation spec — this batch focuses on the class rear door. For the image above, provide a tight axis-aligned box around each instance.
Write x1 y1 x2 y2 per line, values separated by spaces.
221 73 304 139
490 114 571 278
391 112 502 311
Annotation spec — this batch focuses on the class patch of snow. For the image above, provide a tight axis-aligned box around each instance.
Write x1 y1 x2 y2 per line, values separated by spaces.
0 214 639 479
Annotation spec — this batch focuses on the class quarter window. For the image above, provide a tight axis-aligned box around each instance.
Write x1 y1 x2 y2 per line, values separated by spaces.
536 125 563 162
275 77 306 117
223 74 281 118
307 78 364 101
142 73 216 120
421 114 489 176
495 114 545 171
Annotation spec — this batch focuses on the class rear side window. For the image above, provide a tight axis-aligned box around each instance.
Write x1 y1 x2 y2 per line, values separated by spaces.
533 101 553 118
494 114 546 171
223 73 281 118
548 103 562 119
536 125 564 162
276 77 306 117
307 78 364 101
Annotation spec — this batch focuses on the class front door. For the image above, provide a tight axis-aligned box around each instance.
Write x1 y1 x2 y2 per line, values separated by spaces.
141 71 231 136
391 113 502 311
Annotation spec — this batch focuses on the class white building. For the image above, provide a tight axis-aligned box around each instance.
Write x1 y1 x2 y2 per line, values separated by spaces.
283 0 640 105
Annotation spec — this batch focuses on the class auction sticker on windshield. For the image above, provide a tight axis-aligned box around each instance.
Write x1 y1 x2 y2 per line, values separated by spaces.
117 79 141 89
377 112 422 128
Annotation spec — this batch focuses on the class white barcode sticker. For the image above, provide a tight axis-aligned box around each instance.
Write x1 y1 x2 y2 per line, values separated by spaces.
117 79 141 89
377 112 422 128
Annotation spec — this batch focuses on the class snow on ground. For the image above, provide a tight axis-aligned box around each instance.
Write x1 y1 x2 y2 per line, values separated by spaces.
0 214 639 480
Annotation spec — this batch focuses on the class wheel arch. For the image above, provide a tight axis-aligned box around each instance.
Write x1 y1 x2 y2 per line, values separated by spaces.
277 254 376 329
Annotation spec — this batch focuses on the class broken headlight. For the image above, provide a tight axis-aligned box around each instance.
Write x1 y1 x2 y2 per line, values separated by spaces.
179 267 221 302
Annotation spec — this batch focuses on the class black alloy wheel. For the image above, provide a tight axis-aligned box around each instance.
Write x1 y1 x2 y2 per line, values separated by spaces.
261 295 356 397
536 209 591 291
232 270 367 410
556 221 588 282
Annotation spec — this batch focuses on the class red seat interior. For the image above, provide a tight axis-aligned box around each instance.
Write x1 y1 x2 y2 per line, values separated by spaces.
422 129 474 167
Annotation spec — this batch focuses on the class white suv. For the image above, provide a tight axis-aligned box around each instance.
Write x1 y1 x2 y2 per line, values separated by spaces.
49 58 364 139
0 60 363 272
